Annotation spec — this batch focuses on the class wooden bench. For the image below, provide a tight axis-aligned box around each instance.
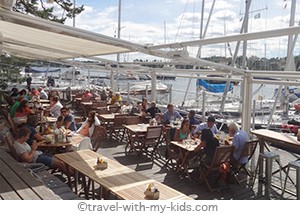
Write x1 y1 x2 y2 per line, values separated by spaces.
0 149 61 200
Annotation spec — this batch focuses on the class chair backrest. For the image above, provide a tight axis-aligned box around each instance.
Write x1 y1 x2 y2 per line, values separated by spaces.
125 116 141 125
237 139 258 164
109 105 121 114
146 125 163 140
207 145 234 172
113 114 128 127
95 107 109 115
92 101 107 108
142 125 163 148
0 108 18 136
91 125 106 138
0 127 18 160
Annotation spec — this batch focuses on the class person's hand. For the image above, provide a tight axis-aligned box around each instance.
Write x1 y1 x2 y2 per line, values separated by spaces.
32 140 39 150
224 140 231 145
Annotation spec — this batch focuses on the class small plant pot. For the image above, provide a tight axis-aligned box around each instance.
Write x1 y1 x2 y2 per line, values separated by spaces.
94 162 108 170
144 190 160 200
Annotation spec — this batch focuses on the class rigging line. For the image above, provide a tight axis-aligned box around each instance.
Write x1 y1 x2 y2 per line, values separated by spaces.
175 0 189 43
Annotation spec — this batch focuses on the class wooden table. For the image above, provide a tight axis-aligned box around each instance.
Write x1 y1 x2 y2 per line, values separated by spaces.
98 113 119 123
171 139 200 180
38 134 86 153
251 129 300 196
0 149 60 200
251 129 300 155
55 150 193 200
124 124 149 154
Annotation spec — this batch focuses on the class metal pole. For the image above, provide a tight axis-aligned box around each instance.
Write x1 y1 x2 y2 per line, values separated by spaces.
202 90 206 122
117 0 121 62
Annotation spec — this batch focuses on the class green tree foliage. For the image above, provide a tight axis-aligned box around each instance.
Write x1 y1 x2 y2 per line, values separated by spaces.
0 0 85 90
13 0 84 24
0 55 30 89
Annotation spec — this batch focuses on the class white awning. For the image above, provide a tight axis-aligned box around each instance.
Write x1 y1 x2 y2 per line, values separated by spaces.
0 8 147 60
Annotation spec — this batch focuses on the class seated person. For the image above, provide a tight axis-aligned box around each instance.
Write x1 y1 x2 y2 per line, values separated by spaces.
14 100 34 125
82 89 93 98
173 118 190 141
76 111 100 137
56 115 64 129
14 127 67 172
110 92 122 105
49 96 63 118
100 89 107 101
9 87 19 97
38 87 48 100
138 97 148 115
162 103 182 124
186 128 220 172
192 116 218 138
225 121 249 165
146 101 161 118
194 128 220 165
188 110 200 126
10 96 25 118
20 115 43 146
18 89 31 101
60 107 77 131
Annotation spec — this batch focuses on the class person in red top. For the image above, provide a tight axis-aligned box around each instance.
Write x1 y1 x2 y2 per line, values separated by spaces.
82 89 93 98
15 100 33 117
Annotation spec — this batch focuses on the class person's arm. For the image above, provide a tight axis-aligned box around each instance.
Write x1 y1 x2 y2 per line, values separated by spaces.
173 128 181 141
94 115 100 126
33 132 43 142
64 119 72 129
194 141 205 152
162 112 169 124
76 120 87 133
19 141 38 163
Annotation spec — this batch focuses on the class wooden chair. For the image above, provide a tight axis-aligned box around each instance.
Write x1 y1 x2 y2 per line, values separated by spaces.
91 125 107 151
135 125 163 159
0 108 18 137
231 140 258 184
123 116 142 142
164 127 179 168
91 101 107 109
125 116 141 125
95 107 109 115
199 145 234 192
0 127 20 161
109 114 128 142
109 105 121 114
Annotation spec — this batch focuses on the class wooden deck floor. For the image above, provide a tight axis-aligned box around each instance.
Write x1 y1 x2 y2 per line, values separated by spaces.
95 138 299 200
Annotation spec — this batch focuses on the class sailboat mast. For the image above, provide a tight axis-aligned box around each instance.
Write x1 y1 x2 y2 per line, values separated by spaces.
117 0 122 62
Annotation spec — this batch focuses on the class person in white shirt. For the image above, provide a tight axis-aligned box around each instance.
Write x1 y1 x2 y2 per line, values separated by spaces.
49 95 63 118
38 87 48 100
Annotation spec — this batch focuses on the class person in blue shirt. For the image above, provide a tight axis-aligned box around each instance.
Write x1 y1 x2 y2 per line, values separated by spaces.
225 121 249 164
188 110 200 126
60 106 77 131
162 103 182 124
192 116 218 138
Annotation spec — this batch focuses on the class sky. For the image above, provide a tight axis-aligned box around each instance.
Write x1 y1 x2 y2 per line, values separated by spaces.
48 0 300 61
